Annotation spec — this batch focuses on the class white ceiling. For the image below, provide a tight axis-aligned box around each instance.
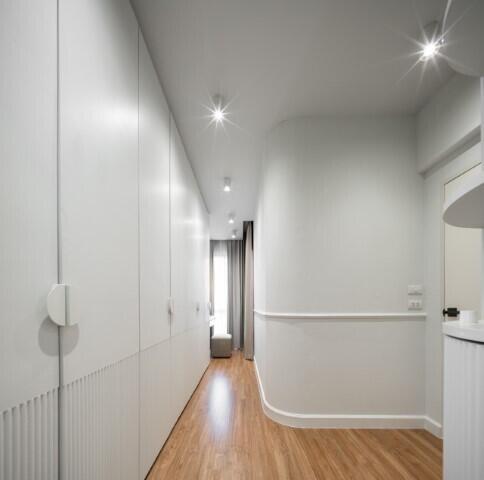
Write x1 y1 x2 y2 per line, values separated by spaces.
131 0 452 239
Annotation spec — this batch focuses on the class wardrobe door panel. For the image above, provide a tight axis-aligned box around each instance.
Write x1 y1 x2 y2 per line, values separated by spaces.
170 127 210 425
59 0 140 384
201 208 210 326
170 322 210 420
0 2 59 476
139 34 171 350
170 123 194 337
171 126 210 336
170 328 195 418
61 354 139 480
0 0 59 413
58 1 140 478
187 187 199 331
193 196 210 329
138 33 172 478
139 341 172 479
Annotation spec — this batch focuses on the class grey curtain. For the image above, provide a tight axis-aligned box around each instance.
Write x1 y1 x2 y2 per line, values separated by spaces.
209 241 216 316
243 222 254 360
227 240 244 349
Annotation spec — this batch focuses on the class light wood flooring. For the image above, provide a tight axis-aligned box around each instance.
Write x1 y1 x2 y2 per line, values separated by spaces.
148 351 442 479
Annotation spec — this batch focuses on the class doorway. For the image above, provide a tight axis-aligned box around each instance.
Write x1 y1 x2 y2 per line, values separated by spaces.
444 162 483 318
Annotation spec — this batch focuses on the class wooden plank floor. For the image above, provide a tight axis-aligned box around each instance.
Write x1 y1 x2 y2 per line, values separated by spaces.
148 351 442 479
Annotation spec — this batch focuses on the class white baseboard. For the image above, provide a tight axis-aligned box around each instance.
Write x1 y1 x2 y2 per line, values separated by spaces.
424 416 443 438
253 357 442 437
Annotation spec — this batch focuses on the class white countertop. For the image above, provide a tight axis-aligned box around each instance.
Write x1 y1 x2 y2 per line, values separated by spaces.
443 320 484 343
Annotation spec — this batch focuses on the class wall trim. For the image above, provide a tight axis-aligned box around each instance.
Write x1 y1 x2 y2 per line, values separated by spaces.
253 357 441 437
254 310 427 320
424 416 443 438
420 125 481 176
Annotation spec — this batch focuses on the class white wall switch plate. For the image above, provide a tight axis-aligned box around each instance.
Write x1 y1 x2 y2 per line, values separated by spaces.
407 284 423 295
408 298 423 310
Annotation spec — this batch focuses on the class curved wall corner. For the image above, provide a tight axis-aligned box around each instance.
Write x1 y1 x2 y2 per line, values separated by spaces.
253 312 431 430
253 117 439 433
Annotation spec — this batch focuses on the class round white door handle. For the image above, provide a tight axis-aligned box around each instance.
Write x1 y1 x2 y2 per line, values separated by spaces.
47 284 67 326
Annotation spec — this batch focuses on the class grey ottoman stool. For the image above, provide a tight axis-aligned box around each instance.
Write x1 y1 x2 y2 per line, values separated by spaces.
211 333 232 358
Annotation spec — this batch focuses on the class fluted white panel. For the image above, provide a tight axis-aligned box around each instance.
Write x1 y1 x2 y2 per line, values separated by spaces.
139 340 172 479
0 389 58 480
61 354 139 480
444 336 484 480
171 324 210 420
138 324 209 478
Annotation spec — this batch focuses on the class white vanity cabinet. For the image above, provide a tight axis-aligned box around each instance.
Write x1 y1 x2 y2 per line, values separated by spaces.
443 323 484 479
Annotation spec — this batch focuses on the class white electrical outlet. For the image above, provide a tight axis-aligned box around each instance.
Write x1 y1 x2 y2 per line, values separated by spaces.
408 298 423 310
408 284 423 295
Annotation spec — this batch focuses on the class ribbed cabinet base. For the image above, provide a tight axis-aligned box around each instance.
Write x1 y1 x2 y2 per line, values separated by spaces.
61 354 139 480
444 335 484 480
0 389 58 480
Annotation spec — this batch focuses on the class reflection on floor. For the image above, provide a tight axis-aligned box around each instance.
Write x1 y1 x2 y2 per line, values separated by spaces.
148 351 442 479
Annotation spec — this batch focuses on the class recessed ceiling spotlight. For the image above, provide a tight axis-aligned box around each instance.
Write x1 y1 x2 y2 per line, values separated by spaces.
210 94 227 125
228 213 235 224
231 230 237 239
223 177 232 192
421 41 440 60
420 21 444 61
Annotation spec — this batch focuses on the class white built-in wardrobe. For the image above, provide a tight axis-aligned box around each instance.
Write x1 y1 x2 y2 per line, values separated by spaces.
0 1 210 479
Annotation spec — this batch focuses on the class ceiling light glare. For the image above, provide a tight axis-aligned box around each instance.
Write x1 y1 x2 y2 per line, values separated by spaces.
422 41 438 58
223 177 231 192
213 107 225 123
420 21 443 61
231 230 237 239
228 214 235 224
210 94 227 125
421 40 442 60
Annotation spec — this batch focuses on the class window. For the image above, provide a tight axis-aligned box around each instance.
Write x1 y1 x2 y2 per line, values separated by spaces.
212 245 228 334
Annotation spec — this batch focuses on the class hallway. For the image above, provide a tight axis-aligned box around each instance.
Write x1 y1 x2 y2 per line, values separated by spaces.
148 352 443 480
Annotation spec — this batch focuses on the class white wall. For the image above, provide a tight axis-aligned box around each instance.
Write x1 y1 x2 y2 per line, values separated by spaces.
257 117 423 313
419 74 482 432
254 116 427 427
254 77 483 433
417 75 481 173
